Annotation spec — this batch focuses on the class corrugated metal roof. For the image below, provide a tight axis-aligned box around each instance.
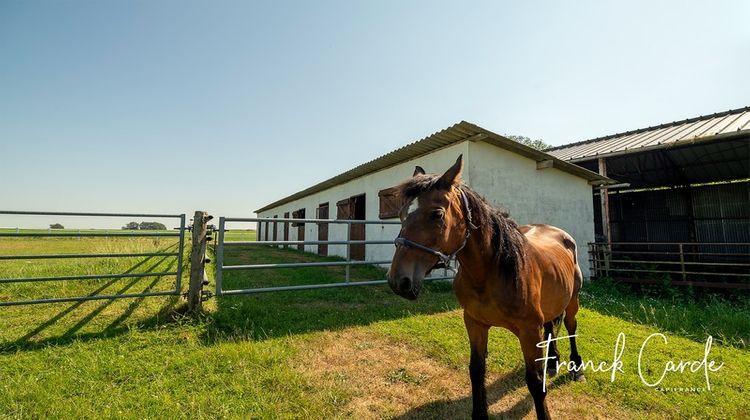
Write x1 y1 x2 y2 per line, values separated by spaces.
547 107 750 162
256 121 611 213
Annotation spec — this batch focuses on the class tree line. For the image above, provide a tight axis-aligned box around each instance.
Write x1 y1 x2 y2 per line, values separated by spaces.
122 221 167 230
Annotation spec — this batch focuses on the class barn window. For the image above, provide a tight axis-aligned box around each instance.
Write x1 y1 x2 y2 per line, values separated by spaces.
292 208 306 250
378 187 401 219
291 208 305 227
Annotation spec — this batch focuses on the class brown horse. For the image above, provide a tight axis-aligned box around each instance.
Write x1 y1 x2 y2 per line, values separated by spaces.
387 155 585 420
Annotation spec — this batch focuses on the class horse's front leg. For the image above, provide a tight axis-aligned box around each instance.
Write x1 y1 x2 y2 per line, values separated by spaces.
464 312 490 420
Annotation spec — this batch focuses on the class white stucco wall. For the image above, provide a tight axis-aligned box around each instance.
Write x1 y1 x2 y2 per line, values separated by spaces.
257 139 595 276
257 142 471 265
466 141 595 275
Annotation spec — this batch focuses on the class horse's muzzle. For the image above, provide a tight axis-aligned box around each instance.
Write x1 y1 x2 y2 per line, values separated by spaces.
388 271 421 300
397 277 419 300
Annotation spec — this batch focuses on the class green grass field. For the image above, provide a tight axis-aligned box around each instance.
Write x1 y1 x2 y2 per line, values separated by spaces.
0 230 748 419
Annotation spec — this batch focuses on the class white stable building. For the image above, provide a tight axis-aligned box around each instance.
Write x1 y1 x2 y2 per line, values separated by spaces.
255 121 610 275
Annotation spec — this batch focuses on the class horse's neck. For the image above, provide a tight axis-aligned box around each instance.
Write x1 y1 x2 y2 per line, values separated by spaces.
456 228 496 283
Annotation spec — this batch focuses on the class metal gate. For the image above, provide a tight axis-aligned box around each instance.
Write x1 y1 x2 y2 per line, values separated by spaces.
0 211 186 306
214 216 454 296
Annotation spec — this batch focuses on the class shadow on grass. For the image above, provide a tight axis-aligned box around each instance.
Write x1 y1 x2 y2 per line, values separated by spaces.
393 368 530 419
202 245 460 344
0 244 186 353
394 368 577 419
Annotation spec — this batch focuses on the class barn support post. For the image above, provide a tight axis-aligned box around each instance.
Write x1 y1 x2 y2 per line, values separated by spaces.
598 158 612 249
215 217 225 296
345 221 351 283
188 210 210 312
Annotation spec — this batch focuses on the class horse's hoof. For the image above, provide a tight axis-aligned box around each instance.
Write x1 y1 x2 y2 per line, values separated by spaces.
572 373 586 382
546 367 558 377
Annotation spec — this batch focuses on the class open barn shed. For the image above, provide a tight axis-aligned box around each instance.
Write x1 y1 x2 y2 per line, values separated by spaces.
546 107 750 288
255 121 610 276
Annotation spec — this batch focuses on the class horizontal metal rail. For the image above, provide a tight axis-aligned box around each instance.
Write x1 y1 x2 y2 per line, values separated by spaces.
225 240 393 246
609 277 750 290
595 267 748 277
589 250 750 257
589 241 749 246
0 291 179 307
214 215 454 296
588 241 750 288
226 217 401 225
0 271 178 284
0 210 182 218
0 232 179 237
588 258 750 267
0 211 187 306
0 252 180 261
223 260 392 271
220 276 454 295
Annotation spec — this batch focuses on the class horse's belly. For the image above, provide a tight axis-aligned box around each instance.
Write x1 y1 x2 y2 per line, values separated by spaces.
454 275 525 330
538 264 577 321
540 280 573 322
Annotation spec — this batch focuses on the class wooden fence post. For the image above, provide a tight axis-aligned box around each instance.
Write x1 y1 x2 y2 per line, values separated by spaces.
188 211 209 312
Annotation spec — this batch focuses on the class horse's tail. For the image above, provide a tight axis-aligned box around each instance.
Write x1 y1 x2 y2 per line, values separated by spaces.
562 234 583 294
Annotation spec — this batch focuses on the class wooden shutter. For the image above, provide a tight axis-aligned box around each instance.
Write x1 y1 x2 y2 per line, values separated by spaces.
336 198 351 220
317 203 329 256
378 187 401 219
292 208 305 250
283 212 290 249
291 209 304 227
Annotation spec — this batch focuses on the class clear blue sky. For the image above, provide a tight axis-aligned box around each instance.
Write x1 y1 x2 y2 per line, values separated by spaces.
2 1 748 229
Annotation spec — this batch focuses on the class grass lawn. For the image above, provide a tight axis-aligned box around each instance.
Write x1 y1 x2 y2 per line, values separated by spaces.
0 231 748 419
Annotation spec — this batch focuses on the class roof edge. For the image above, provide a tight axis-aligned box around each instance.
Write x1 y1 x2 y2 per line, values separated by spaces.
564 129 750 163
255 121 614 213
546 106 750 152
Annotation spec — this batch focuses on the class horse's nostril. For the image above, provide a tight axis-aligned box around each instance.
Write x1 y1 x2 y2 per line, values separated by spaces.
399 277 411 291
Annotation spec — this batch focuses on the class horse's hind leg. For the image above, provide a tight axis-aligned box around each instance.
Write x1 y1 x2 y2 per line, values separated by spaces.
564 292 586 382
543 316 563 377
519 327 552 420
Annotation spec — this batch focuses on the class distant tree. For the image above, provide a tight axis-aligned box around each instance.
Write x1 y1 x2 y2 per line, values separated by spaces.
138 221 167 230
505 134 551 151
49 223 64 229
122 222 140 230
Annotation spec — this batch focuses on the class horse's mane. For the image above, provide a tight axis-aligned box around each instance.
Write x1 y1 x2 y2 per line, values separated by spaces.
397 174 526 286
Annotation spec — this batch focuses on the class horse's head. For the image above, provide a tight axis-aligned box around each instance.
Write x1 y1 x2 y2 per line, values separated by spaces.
387 155 471 300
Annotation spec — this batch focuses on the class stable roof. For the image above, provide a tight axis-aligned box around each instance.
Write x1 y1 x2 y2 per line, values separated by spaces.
546 107 750 188
546 107 750 162
256 121 611 213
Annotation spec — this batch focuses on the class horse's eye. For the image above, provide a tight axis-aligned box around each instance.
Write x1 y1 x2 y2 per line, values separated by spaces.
431 209 445 220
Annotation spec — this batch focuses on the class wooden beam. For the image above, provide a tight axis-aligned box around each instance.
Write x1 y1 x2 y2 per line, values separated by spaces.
188 211 209 312
465 133 488 142
598 158 611 246
536 159 554 170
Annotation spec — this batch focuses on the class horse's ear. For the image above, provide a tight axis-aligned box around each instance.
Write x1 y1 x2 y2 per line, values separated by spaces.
413 166 425 177
438 155 463 188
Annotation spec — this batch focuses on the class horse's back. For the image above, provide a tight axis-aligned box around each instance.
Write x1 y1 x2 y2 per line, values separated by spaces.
520 223 580 272
520 224 576 252
520 224 583 320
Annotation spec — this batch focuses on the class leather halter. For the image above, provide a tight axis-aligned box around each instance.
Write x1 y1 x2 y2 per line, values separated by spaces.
394 187 478 270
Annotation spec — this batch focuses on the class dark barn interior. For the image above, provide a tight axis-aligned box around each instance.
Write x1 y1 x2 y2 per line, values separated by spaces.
548 107 750 288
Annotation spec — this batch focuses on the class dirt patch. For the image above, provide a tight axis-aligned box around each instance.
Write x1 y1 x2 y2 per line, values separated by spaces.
295 329 637 419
